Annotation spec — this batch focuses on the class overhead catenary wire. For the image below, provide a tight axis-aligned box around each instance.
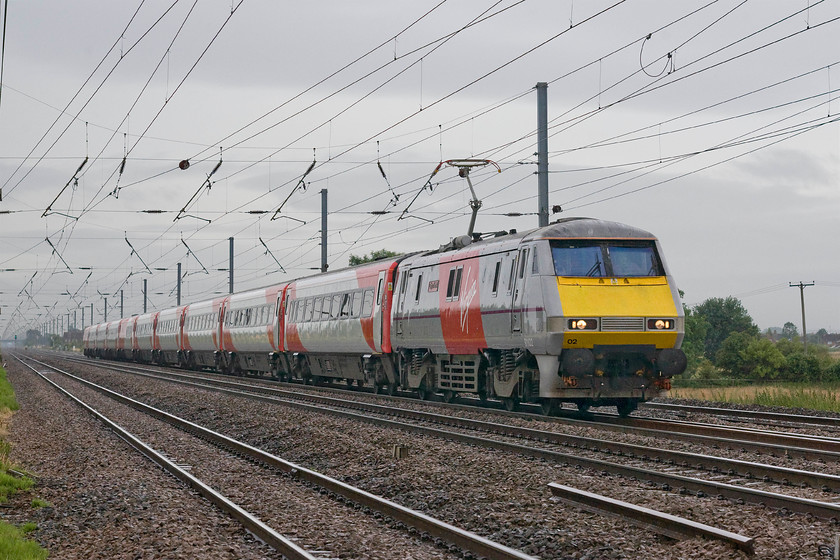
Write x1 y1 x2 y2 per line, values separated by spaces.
2 0 180 199
6 2 840 333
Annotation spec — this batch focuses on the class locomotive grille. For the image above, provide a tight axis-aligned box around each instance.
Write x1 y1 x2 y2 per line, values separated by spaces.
600 317 645 331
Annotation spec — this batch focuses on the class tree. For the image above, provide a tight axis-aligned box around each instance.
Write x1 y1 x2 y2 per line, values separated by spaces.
25 329 43 347
692 297 759 362
681 305 708 372
715 332 785 379
349 249 399 266
784 352 822 382
740 338 787 379
815 328 828 344
781 321 798 340
715 331 757 377
826 359 840 381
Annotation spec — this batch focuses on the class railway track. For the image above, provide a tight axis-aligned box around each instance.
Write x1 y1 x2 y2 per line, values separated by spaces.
38 353 840 521
640 401 840 429
15 354 537 560
54 352 840 461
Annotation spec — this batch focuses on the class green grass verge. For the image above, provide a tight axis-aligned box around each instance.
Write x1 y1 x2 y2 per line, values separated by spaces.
0 523 48 560
0 365 49 559
0 364 18 413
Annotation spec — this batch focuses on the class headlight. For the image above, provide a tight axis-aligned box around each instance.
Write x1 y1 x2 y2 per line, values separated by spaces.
647 318 675 330
567 318 598 330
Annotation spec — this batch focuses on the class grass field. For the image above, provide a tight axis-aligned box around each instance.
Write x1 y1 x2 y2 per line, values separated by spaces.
669 383 840 412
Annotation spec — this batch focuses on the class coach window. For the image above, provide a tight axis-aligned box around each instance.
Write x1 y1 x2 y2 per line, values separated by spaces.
399 271 409 297
398 270 409 312
414 273 423 303
313 297 324 321
304 298 315 322
507 258 516 294
453 267 462 299
491 261 501 296
362 289 375 316
446 266 463 300
322 297 332 320
352 291 363 317
331 294 341 319
519 248 530 279
376 278 383 305
340 293 352 318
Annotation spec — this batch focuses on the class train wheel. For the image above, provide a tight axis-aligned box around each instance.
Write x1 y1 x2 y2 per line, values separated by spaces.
576 401 591 413
417 381 432 401
386 383 398 396
540 398 558 416
616 399 638 417
502 396 519 412
442 390 456 403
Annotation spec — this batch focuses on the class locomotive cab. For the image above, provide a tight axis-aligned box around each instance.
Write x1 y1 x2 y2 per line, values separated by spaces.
543 231 687 414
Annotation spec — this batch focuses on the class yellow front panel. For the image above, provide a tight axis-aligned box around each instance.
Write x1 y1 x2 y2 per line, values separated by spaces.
562 331 679 349
557 277 678 317
556 276 679 350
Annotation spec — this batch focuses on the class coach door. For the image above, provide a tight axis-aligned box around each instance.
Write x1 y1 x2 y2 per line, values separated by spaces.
372 270 387 352
510 247 529 332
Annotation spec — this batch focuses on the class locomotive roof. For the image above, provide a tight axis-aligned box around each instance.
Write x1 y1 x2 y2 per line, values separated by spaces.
524 217 657 241
421 217 657 257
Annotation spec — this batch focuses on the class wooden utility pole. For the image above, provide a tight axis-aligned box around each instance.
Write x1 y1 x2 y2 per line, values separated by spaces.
789 281 815 353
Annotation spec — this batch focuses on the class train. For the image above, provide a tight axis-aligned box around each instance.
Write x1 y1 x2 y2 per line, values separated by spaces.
83 217 687 416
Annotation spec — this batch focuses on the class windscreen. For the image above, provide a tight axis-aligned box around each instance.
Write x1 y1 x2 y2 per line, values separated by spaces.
551 240 663 277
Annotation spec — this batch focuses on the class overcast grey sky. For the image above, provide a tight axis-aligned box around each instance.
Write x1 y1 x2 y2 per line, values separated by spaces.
1 0 838 338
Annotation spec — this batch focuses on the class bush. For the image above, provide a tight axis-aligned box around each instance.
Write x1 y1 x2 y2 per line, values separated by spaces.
687 358 721 380
825 359 840 381
784 352 825 382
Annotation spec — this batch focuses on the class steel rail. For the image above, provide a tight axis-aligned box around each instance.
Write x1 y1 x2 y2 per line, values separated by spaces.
13 355 318 560
55 353 840 463
596 414 840 454
261 393 840 492
119 366 840 492
548 483 755 555
640 401 840 428
39 355 840 520
51 353 840 461
19 355 538 560
74 357 840 481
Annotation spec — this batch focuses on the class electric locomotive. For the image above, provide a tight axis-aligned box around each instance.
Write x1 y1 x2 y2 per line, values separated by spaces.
389 216 685 415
